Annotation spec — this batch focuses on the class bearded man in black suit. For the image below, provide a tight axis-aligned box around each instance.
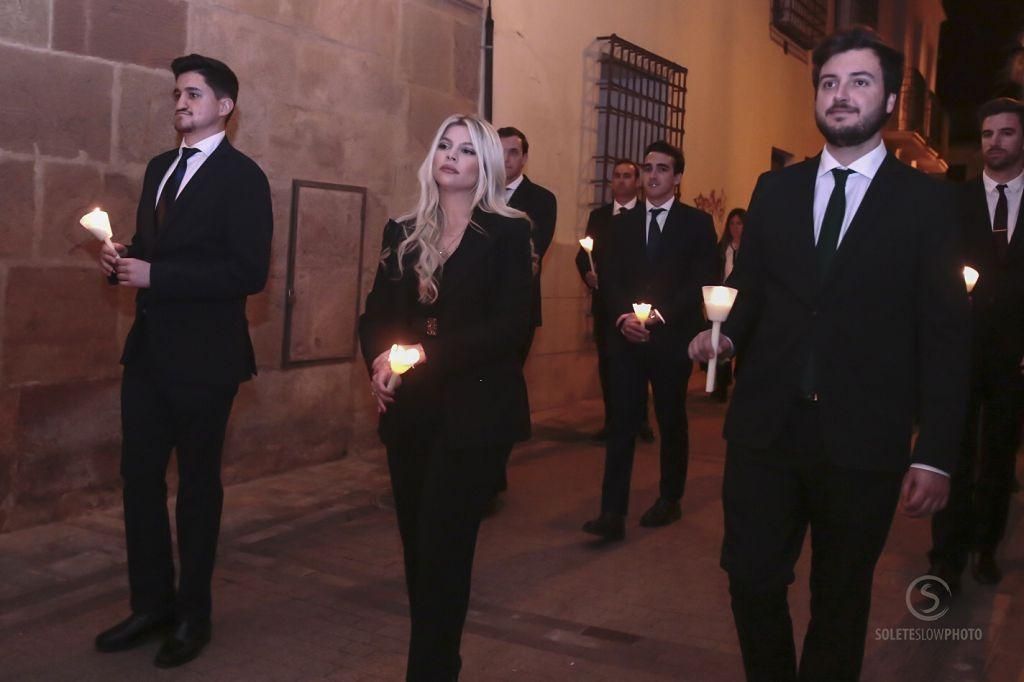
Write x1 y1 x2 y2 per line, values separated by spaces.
94 54 273 668
690 28 969 681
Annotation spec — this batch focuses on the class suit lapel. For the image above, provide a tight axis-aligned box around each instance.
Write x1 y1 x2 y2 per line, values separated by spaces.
782 158 819 301
820 154 899 290
1009 185 1024 259
437 209 496 294
157 140 231 244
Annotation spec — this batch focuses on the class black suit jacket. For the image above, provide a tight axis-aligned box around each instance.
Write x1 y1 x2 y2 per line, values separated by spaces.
722 154 970 474
602 200 718 348
359 209 534 449
960 177 1024 378
507 175 556 327
121 140 273 385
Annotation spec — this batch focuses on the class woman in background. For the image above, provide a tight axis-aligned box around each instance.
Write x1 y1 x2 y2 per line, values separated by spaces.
712 208 745 402
358 114 533 681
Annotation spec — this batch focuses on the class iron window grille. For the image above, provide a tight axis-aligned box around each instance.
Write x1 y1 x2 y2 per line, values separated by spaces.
592 34 687 206
772 0 828 51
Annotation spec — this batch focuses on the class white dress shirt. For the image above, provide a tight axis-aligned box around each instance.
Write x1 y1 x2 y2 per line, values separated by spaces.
613 197 638 215
982 169 1024 242
154 131 226 208
644 197 673 242
812 140 887 246
505 173 525 201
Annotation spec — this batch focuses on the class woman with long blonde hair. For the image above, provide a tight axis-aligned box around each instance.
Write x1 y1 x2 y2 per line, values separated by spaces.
358 114 533 681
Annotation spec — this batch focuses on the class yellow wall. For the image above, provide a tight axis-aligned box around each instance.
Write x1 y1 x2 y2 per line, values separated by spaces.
491 0 826 408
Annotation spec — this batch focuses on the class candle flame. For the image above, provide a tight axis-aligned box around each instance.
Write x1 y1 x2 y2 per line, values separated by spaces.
388 344 420 375
632 302 651 323
962 266 979 293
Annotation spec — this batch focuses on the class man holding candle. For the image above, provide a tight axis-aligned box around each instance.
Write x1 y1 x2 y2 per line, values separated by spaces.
688 28 969 681
574 159 655 442
929 97 1024 593
94 54 272 668
582 140 717 540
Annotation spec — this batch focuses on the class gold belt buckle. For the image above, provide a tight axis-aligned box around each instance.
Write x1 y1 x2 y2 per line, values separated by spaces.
425 317 438 336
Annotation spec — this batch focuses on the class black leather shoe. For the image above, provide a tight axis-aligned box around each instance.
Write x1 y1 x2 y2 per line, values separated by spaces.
95 612 174 652
154 619 211 668
639 498 681 527
638 424 655 443
972 551 1002 585
582 513 625 541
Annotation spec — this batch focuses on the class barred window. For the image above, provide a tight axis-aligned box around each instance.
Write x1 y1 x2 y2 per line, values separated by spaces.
592 34 687 206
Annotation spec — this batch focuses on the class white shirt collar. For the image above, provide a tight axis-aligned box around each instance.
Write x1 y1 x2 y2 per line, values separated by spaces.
506 173 525 194
180 130 225 158
817 140 887 180
645 197 674 212
982 169 1024 193
614 197 638 213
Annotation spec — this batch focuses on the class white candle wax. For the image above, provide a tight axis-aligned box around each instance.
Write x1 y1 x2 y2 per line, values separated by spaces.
632 302 651 324
962 266 979 294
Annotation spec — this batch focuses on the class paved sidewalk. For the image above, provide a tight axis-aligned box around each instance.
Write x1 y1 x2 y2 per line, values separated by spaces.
1 376 1022 681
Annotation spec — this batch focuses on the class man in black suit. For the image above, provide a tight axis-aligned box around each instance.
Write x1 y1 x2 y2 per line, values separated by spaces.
930 97 1024 591
689 28 969 681
94 54 273 668
492 126 557 498
582 141 717 541
575 160 654 442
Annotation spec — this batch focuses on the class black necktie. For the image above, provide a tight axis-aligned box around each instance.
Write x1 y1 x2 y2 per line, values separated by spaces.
155 147 201 230
646 208 665 262
993 183 1009 263
817 168 854 276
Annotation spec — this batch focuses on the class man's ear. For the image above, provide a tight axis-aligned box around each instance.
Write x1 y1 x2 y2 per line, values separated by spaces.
218 97 235 118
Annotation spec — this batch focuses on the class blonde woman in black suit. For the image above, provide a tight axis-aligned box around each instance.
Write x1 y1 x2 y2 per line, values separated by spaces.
359 114 533 682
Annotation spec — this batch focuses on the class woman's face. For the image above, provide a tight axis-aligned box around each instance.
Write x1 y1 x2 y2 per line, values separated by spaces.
728 215 744 241
432 123 479 194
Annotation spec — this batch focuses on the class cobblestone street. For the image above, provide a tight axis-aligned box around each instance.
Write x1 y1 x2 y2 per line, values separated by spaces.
1 376 1022 681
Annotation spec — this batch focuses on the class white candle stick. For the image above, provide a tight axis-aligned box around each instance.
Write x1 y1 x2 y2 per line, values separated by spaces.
579 237 596 275
702 286 738 393
79 207 117 254
632 302 651 324
962 266 979 294
385 344 421 391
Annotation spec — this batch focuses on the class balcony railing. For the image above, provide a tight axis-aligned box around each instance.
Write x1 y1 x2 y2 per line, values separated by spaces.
884 66 949 173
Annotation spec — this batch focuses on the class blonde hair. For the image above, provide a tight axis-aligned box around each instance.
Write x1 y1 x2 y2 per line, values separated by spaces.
393 114 530 303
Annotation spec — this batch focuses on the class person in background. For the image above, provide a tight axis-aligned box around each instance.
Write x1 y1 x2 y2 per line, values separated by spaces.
575 159 655 441
929 96 1024 594
710 207 746 402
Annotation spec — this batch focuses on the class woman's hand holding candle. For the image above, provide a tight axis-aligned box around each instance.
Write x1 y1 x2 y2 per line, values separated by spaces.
371 344 426 413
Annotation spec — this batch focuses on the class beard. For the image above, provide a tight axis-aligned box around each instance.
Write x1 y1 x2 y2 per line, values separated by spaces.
984 147 1024 171
816 102 889 148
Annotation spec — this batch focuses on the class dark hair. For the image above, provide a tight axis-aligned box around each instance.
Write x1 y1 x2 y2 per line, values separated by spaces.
718 208 746 249
612 158 640 178
643 140 685 175
497 126 529 155
171 54 239 103
811 27 905 100
977 97 1024 131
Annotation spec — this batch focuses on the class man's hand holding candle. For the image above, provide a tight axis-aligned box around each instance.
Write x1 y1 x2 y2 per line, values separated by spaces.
99 240 127 277
688 328 734 363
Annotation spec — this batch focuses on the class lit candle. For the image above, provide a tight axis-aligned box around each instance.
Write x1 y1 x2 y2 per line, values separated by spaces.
632 302 651 324
79 207 116 253
962 266 979 294
579 236 595 275
702 285 738 393
385 344 421 391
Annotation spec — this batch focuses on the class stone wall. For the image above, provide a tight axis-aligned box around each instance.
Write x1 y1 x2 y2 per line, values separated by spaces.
0 0 483 532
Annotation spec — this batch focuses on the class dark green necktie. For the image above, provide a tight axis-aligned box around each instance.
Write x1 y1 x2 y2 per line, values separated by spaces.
817 168 854 276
